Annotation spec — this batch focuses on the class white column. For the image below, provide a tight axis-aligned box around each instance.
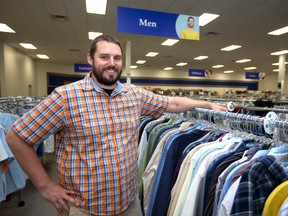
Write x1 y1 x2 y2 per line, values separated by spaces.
278 54 286 94
125 41 131 84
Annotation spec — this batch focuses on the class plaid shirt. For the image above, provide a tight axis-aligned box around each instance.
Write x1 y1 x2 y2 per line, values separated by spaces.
230 155 288 216
12 73 168 215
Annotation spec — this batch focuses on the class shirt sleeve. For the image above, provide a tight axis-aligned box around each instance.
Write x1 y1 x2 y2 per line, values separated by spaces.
12 90 64 146
137 87 169 118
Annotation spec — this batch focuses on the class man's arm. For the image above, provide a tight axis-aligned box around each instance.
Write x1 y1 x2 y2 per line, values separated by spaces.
166 96 227 113
6 129 79 214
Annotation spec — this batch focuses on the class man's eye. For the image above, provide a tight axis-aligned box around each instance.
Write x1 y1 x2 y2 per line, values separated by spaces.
101 56 109 60
114 56 122 61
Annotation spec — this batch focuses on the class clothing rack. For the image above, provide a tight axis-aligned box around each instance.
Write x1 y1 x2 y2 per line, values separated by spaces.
192 108 288 137
226 101 288 114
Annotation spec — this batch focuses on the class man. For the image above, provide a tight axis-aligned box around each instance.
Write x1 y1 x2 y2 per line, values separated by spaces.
180 16 200 40
6 35 226 215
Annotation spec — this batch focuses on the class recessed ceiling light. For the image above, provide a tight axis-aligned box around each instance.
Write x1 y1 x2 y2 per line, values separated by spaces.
235 59 251 63
37 54 49 59
194 56 208 60
0 23 15 33
176 62 187 66
268 26 288 36
136 60 146 64
244 67 257 70
212 65 224 68
273 69 279 72
270 50 288 55
221 45 242 51
164 67 173 70
161 39 179 46
224 70 234 73
19 43 37 49
130 65 138 69
199 13 219 26
272 62 288 65
88 32 103 40
85 0 107 15
146 52 159 57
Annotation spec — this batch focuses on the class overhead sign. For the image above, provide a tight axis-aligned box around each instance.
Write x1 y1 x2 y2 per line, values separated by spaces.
245 72 265 80
117 6 199 40
74 64 91 72
189 69 213 77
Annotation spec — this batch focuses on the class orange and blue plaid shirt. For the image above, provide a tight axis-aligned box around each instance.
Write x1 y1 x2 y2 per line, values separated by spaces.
12 73 168 215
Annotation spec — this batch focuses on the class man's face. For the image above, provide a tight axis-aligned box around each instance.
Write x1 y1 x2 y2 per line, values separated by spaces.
90 41 123 87
188 18 195 28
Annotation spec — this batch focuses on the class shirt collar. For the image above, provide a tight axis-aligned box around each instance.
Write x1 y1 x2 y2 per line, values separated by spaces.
83 72 127 95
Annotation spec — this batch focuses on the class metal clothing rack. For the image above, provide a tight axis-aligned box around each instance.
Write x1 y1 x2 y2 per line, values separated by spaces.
192 108 288 137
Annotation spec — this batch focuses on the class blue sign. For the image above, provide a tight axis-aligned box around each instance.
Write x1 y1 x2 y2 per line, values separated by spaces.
188 69 206 77
246 72 259 79
74 64 91 72
245 72 265 80
117 6 199 40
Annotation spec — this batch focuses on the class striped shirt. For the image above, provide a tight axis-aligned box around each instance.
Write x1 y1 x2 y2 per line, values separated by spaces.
12 73 168 215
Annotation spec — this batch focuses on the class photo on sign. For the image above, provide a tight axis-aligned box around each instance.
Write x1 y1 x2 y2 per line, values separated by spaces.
175 15 200 40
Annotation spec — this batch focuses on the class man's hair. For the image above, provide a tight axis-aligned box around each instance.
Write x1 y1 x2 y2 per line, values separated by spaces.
187 16 194 22
88 35 123 57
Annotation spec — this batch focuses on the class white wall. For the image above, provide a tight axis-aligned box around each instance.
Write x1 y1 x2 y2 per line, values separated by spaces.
1 43 37 97
258 72 278 92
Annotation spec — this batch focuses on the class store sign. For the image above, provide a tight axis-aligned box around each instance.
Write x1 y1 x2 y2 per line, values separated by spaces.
245 72 265 80
117 6 199 40
188 69 206 77
74 64 91 72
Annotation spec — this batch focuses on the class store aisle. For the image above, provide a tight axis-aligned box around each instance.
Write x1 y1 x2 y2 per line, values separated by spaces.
0 153 57 216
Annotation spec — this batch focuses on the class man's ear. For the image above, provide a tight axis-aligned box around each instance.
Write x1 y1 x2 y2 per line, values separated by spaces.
87 53 93 65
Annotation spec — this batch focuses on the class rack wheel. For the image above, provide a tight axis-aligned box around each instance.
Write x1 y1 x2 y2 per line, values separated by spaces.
18 201 25 207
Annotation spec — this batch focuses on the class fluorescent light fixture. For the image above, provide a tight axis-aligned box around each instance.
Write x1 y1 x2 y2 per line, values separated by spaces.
221 45 242 51
224 70 234 73
146 52 159 57
19 43 37 49
212 65 224 68
272 62 288 65
136 60 146 64
130 65 138 69
199 13 219 26
235 59 251 63
176 62 187 66
161 39 179 46
244 67 257 70
268 26 288 36
270 50 288 55
88 32 102 40
85 0 107 15
273 69 279 72
164 67 173 70
37 54 49 59
0 23 15 33
194 56 208 60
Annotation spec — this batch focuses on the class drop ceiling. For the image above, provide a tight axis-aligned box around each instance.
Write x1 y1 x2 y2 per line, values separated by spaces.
0 0 287 75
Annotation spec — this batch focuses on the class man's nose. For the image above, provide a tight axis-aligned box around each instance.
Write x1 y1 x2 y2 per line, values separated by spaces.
107 57 116 66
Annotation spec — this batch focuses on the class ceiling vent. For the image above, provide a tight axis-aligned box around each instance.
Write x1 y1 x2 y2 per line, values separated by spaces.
205 32 219 37
50 15 69 22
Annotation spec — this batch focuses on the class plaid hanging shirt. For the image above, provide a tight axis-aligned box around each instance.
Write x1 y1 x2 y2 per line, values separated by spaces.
12 72 168 215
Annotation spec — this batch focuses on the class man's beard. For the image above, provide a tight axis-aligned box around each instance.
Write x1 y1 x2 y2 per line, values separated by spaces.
92 65 122 86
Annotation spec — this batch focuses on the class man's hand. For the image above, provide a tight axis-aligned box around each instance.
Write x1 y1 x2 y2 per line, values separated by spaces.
40 181 80 214
210 103 228 112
